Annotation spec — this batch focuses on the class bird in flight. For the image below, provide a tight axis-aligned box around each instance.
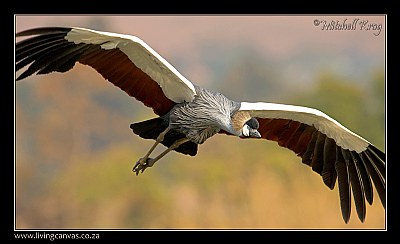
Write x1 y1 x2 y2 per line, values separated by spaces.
15 27 385 223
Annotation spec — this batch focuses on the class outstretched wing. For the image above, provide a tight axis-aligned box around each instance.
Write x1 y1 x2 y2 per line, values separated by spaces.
16 27 197 116
239 102 385 223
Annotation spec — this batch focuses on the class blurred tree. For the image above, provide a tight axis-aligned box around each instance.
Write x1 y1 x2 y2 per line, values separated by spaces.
365 69 385 149
289 71 385 150
16 55 385 230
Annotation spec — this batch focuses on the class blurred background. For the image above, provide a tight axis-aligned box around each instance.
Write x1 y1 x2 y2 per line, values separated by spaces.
15 15 385 229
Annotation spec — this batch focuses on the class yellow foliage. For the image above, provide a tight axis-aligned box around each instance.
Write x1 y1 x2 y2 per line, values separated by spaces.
15 62 385 230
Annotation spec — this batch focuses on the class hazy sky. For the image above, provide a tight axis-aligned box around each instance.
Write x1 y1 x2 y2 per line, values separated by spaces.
15 15 385 55
15 15 385 90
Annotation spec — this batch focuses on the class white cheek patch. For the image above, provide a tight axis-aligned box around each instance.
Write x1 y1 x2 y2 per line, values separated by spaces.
242 125 250 137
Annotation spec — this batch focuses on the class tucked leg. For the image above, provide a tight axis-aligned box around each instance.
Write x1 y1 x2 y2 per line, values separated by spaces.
133 138 190 175
142 126 170 161
132 126 170 168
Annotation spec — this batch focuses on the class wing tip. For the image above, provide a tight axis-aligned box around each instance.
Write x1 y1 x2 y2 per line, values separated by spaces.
16 27 71 37
367 144 386 162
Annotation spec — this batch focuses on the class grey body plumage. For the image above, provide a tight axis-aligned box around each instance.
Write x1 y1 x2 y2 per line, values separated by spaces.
131 86 242 157
130 85 246 174
169 86 241 144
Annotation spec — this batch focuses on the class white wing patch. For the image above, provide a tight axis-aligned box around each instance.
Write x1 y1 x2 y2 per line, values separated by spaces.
240 102 370 153
65 27 196 103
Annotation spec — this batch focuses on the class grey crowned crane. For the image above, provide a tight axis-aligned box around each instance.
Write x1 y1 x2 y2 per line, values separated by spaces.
15 27 385 223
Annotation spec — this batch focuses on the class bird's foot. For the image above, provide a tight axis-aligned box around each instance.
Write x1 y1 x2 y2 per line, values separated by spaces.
132 157 155 175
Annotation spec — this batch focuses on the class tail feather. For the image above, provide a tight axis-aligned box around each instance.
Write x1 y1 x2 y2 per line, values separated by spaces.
130 118 198 156
130 117 167 140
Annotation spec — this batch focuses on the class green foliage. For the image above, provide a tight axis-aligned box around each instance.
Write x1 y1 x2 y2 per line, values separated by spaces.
289 71 385 150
